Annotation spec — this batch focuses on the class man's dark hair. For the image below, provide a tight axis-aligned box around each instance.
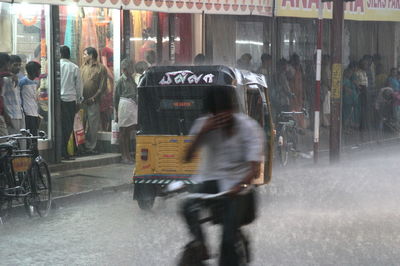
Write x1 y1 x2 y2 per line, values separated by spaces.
204 86 237 114
0 53 11 70
10 55 22 64
194 54 206 65
146 50 156 65
25 61 41 77
60 45 71 59
135 61 148 74
84 47 98 60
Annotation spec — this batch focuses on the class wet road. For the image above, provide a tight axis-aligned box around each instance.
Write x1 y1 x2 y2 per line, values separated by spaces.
1 145 400 265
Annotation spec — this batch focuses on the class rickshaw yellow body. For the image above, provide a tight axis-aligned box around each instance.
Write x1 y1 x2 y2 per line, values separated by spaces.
134 135 199 178
134 135 267 185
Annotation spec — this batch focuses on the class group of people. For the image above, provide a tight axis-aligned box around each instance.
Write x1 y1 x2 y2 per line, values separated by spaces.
340 55 400 138
240 52 400 139
0 53 42 139
242 53 309 129
0 44 154 162
60 45 152 161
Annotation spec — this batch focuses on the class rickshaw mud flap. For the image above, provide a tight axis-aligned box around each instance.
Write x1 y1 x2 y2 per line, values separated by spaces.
133 176 194 200
133 177 194 185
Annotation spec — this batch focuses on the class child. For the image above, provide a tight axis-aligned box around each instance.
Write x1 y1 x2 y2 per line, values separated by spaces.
19 61 41 136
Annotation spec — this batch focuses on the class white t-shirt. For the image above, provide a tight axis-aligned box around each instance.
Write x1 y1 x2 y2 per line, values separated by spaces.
189 113 265 192
19 77 39 117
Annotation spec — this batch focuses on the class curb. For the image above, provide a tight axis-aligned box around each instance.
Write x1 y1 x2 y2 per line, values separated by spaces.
48 154 122 172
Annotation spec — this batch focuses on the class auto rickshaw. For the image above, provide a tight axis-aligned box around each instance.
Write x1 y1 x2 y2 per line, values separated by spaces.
133 65 274 210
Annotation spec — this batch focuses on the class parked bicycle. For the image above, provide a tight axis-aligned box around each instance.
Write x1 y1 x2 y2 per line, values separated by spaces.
0 130 52 223
275 110 306 166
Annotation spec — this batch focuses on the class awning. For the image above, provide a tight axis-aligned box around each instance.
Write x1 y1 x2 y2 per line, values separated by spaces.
276 0 400 22
1 0 273 16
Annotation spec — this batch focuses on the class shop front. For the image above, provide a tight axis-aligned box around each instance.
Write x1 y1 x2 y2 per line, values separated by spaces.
0 0 273 163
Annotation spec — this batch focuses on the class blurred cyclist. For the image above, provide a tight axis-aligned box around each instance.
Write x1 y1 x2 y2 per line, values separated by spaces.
182 86 265 266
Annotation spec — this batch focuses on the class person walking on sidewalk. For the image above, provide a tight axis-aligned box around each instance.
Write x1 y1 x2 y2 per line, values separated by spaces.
114 59 138 164
80 47 108 155
60 46 82 160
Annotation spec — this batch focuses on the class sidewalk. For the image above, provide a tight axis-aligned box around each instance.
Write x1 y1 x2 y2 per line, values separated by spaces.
50 159 134 204
48 153 122 173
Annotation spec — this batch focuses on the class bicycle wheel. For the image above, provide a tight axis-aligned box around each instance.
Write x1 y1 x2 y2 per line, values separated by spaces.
0 167 14 223
0 191 12 223
29 161 52 217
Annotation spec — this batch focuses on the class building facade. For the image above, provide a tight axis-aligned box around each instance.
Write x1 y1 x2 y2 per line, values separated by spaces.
0 0 399 162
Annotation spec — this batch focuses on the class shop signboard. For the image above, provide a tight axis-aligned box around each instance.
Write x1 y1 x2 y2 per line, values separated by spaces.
276 0 400 21
0 0 273 16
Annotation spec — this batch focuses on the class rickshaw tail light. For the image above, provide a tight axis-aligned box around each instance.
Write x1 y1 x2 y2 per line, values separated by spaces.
141 149 149 161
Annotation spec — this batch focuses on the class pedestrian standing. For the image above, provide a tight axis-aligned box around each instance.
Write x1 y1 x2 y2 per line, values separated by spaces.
1 53 24 134
80 47 108 155
19 61 41 136
257 53 272 80
0 53 11 137
145 50 156 67
114 59 138 164
133 61 148 86
375 64 388 92
274 59 292 117
354 59 369 139
287 53 306 128
321 55 332 127
10 55 22 81
388 68 400 92
60 45 82 160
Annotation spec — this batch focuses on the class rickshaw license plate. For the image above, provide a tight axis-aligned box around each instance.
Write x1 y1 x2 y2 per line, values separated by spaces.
12 157 32 172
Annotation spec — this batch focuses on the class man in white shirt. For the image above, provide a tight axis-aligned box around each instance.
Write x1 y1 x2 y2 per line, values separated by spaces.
60 46 82 160
182 86 265 266
2 55 24 135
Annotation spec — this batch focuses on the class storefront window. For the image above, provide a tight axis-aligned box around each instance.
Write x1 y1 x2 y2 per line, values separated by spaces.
59 6 115 132
0 3 51 137
130 10 158 64
174 14 193 65
236 21 264 70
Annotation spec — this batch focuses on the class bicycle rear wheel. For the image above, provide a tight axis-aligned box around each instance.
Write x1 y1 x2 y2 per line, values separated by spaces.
0 193 12 223
0 167 14 223
29 161 52 217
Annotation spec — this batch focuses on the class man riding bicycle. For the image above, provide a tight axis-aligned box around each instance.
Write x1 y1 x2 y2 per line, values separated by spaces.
181 85 265 266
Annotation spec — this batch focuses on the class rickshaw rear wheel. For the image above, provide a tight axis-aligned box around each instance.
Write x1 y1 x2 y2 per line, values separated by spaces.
138 198 155 210
134 183 157 210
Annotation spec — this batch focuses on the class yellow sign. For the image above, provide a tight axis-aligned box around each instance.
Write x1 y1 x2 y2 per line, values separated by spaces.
331 64 342 100
12 157 32 173
277 0 400 21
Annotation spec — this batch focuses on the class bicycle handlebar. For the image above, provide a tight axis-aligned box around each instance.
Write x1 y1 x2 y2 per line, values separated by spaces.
280 111 305 115
183 185 253 201
0 131 47 141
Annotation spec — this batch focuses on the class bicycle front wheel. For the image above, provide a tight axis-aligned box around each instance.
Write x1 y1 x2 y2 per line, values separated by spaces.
30 161 52 217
